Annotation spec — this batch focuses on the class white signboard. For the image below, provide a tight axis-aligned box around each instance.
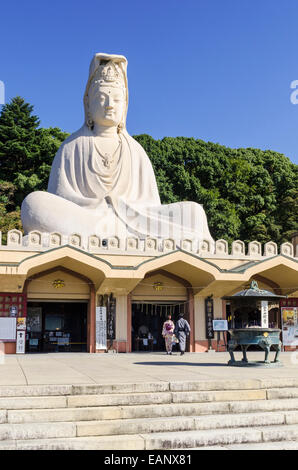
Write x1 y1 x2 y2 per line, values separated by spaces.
212 320 228 331
282 307 298 346
0 318 16 340
261 301 269 328
96 307 107 350
16 330 25 354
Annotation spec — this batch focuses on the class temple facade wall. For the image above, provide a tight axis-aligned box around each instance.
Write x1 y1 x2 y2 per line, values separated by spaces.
0 233 297 354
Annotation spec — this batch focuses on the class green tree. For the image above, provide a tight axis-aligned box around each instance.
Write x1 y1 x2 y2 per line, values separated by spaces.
134 135 298 245
0 97 69 234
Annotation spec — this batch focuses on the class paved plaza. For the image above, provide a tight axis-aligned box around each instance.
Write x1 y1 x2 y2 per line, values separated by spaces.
0 351 297 387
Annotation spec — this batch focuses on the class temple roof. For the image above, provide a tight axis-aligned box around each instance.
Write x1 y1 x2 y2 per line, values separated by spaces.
222 280 286 300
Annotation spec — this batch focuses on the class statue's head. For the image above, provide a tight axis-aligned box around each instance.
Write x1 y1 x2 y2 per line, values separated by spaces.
84 53 128 133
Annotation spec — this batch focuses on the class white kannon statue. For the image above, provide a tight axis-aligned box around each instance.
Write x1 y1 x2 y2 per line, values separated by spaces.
21 53 214 248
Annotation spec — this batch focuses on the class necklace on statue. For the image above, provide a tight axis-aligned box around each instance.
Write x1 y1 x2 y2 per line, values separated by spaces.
94 139 122 169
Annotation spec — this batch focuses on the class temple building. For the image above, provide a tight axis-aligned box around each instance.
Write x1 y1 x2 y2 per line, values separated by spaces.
0 230 297 354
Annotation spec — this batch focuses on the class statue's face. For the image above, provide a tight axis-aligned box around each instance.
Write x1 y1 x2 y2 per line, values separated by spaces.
88 85 125 128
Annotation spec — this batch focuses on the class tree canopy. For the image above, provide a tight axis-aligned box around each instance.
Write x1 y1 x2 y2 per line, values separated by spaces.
134 135 298 244
0 97 297 245
0 97 69 240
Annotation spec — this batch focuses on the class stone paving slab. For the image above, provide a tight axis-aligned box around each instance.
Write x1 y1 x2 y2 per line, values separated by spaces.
0 352 297 387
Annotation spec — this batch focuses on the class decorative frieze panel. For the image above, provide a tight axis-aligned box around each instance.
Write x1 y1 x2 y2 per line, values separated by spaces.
198 240 212 255
88 235 101 250
145 237 158 251
7 230 22 247
126 237 139 250
28 231 42 247
280 242 294 257
69 234 82 248
163 238 176 252
248 241 262 257
232 240 245 256
264 241 278 257
181 239 193 252
215 239 228 255
0 231 297 260
108 237 120 249
50 232 62 247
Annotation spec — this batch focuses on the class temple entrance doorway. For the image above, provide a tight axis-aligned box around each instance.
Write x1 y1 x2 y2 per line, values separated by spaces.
26 301 88 353
131 301 188 352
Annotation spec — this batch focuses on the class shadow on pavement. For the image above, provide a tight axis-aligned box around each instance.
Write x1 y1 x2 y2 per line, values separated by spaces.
134 362 227 367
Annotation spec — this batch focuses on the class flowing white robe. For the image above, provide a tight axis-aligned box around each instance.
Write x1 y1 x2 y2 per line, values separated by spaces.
22 125 214 245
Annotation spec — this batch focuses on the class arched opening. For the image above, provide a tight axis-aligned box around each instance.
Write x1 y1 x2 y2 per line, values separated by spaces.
129 269 194 353
24 266 95 353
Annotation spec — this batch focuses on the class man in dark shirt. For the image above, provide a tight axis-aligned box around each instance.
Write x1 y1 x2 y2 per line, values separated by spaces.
174 313 191 355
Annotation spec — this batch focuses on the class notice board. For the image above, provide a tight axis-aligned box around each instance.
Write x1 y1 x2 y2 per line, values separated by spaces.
0 318 17 341
96 307 107 350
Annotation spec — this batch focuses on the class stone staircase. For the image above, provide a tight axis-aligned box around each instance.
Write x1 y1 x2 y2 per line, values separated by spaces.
0 379 298 450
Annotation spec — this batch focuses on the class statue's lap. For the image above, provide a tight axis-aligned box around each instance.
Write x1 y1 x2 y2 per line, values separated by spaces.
21 189 210 241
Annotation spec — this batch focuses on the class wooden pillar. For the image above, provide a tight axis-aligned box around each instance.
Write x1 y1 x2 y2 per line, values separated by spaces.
127 294 132 352
188 289 195 352
88 285 96 353
222 300 226 318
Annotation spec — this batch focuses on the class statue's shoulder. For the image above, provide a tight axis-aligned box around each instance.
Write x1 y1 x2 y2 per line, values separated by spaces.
124 133 150 159
57 126 91 155
127 134 147 153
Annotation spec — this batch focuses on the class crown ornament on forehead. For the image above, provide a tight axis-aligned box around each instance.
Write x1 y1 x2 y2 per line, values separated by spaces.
93 60 125 90
84 53 128 130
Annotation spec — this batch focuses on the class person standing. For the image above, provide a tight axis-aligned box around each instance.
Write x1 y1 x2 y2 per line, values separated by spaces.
175 313 191 355
162 314 175 355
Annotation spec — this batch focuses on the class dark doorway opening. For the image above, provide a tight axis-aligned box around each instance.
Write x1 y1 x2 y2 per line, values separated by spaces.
131 302 188 352
26 302 88 353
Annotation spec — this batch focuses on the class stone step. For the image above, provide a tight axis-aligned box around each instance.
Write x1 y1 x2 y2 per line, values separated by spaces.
0 421 77 441
0 383 169 398
0 390 268 410
229 397 298 414
0 388 297 412
142 424 298 449
109 398 298 420
199 441 298 450
3 397 298 424
68 391 173 407
67 388 268 408
1 424 298 450
169 378 298 392
75 411 298 437
7 406 122 423
1 410 298 440
6 402 230 424
0 385 73 397
0 378 298 398
171 389 267 403
0 434 145 450
0 396 67 411
267 388 298 400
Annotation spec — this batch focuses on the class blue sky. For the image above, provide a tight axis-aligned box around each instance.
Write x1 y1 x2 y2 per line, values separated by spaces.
1 0 298 164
